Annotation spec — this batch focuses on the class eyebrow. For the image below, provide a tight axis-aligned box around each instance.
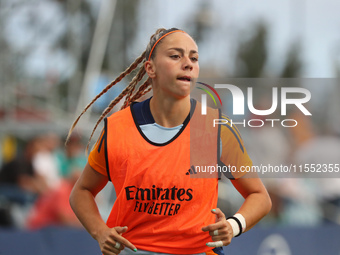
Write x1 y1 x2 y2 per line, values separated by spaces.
167 48 198 55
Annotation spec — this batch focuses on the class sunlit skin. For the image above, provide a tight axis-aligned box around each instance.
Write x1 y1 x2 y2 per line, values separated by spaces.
145 32 199 128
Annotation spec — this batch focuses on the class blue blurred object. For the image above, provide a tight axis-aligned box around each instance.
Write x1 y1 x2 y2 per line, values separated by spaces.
1 225 340 255
225 225 340 255
0 227 98 255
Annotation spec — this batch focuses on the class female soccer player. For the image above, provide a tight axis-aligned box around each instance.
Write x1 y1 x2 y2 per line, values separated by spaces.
68 28 271 255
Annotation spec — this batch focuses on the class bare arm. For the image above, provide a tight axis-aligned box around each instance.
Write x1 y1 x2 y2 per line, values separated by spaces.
230 175 272 231
202 175 271 247
69 162 108 238
69 162 137 254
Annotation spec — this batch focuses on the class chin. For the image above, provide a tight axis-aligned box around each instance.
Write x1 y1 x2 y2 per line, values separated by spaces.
173 92 191 100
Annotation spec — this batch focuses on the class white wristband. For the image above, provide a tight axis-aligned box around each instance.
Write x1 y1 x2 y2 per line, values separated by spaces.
226 213 246 237
226 218 240 237
234 213 246 233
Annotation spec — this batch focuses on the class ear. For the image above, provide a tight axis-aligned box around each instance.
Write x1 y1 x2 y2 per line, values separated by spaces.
145 60 156 79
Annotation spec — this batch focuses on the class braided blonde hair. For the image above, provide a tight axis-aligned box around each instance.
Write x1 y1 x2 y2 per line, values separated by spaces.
66 28 182 152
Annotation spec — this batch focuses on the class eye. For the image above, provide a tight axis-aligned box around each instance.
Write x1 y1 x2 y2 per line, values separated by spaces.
191 57 198 62
170 55 180 59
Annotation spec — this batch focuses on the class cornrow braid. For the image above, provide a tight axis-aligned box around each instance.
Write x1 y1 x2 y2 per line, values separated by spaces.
125 78 152 108
121 63 147 109
85 82 134 153
65 50 145 144
86 64 149 153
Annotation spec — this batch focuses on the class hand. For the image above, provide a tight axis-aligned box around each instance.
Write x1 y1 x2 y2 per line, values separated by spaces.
96 226 137 255
201 208 233 247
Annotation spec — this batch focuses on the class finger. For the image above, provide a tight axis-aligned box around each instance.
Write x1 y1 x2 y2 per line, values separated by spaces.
103 249 116 255
108 241 124 254
211 235 224 242
202 221 226 232
112 246 121 254
114 242 121 249
102 242 121 255
112 227 127 250
210 232 231 242
115 226 128 235
206 241 223 247
114 232 137 252
209 229 220 238
209 227 228 237
211 208 225 221
112 248 121 254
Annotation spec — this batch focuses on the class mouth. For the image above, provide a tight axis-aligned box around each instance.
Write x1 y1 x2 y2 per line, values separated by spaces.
177 76 192 82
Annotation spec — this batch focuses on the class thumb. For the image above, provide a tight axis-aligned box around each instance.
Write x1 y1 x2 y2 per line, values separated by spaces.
211 208 225 222
114 226 128 235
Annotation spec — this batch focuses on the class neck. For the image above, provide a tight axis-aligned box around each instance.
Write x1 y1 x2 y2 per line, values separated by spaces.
150 95 190 128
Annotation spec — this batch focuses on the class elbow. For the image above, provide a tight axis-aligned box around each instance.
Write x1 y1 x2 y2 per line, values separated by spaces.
69 187 76 211
264 191 272 215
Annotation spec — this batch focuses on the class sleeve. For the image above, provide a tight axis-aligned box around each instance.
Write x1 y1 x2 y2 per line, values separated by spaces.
219 114 252 179
88 127 108 177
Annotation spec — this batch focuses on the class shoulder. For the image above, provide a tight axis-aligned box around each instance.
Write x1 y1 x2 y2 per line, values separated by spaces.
191 98 219 119
107 97 153 124
220 113 246 153
106 106 131 121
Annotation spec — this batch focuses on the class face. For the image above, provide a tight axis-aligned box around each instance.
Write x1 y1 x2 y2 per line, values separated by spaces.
145 32 199 99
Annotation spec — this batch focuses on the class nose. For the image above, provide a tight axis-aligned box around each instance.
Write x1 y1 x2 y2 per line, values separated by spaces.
182 56 193 71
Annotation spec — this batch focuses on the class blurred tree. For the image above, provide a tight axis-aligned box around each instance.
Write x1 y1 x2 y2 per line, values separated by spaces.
233 21 303 79
234 22 268 78
187 1 214 45
56 0 96 111
278 41 305 118
0 5 10 85
280 41 303 78
0 2 25 120
105 0 139 72
50 0 139 112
